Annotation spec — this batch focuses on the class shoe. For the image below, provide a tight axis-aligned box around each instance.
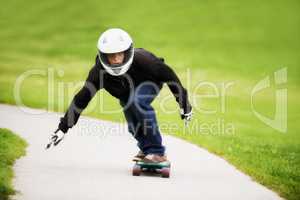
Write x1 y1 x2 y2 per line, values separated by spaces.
142 154 168 163
132 150 146 161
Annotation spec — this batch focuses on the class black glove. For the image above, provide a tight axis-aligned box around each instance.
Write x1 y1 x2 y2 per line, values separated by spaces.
45 128 65 149
180 106 192 122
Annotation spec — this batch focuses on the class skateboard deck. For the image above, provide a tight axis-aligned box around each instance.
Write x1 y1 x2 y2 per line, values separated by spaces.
132 160 171 178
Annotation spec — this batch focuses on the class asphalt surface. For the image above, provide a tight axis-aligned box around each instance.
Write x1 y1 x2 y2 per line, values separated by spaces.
0 104 282 200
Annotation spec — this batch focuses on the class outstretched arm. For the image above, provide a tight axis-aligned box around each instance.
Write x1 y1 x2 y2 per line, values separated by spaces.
155 61 192 116
46 57 103 149
58 64 102 133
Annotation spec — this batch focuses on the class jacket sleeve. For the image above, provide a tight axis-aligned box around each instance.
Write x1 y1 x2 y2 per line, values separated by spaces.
154 61 192 113
58 61 102 133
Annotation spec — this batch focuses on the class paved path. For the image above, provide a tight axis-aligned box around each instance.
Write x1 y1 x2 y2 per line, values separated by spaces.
0 104 282 200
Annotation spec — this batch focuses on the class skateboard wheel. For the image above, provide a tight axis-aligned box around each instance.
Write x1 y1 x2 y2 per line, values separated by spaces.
161 167 170 178
132 165 141 176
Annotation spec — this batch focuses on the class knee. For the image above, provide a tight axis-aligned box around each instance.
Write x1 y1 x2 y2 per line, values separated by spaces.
133 99 152 113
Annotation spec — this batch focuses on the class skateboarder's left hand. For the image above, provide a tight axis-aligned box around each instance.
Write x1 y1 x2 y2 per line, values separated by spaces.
45 129 65 149
180 107 192 122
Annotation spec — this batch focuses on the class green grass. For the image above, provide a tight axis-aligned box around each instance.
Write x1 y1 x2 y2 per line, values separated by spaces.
0 128 27 200
0 0 299 199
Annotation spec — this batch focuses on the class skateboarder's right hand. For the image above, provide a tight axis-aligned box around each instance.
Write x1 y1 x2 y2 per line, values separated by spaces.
45 128 65 149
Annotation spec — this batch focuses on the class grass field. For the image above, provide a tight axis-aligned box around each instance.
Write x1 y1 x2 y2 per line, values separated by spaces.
0 128 27 200
0 0 299 199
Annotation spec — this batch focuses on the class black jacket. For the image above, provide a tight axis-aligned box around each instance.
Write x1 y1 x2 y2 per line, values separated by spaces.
59 48 191 133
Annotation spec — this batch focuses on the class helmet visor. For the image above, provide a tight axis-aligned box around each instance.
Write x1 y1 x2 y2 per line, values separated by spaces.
99 44 133 69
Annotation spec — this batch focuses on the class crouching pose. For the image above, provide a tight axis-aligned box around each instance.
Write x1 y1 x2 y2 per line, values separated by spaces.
46 28 192 163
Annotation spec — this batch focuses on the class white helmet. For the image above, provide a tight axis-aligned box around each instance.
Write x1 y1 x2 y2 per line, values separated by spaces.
97 28 134 76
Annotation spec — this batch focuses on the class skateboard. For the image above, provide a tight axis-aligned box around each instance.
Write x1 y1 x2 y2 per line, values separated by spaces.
132 160 171 178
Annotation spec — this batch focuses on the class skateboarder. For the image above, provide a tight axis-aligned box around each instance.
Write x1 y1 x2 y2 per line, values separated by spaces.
46 28 192 164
